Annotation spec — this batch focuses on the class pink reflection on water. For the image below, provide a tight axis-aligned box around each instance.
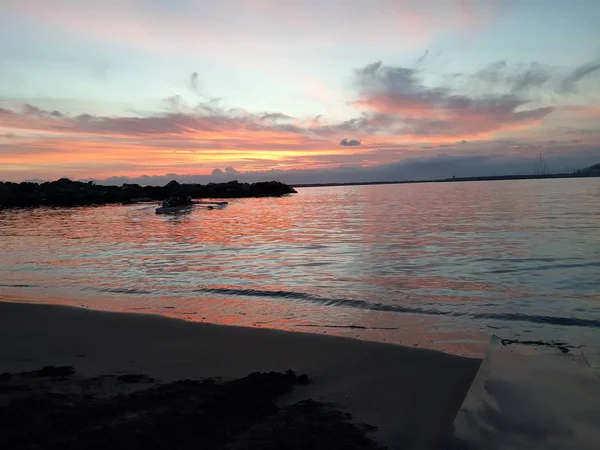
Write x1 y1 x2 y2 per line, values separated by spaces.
1 179 599 357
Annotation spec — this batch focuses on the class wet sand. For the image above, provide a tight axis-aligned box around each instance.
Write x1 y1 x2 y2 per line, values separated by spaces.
0 301 482 449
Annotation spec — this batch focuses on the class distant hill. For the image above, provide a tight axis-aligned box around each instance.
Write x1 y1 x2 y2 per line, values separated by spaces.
577 163 600 176
292 163 600 189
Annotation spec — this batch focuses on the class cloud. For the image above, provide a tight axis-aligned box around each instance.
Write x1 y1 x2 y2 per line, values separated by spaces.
351 61 555 139
340 138 361 146
0 101 367 181
474 61 552 93
415 49 429 65
211 168 224 176
3 0 502 57
260 112 293 121
512 69 552 92
474 59 600 95
166 95 184 111
562 60 600 92
23 104 47 116
2 57 599 182
190 72 200 93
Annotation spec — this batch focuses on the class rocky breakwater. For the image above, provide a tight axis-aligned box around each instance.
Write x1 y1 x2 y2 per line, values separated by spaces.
0 178 297 208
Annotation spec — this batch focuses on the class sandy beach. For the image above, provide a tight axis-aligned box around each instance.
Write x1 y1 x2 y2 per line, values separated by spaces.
0 301 481 449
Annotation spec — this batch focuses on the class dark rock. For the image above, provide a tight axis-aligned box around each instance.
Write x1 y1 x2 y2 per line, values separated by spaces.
296 374 311 385
0 370 380 450
35 366 76 378
121 183 142 191
19 366 75 380
0 372 12 382
0 179 296 208
116 374 155 384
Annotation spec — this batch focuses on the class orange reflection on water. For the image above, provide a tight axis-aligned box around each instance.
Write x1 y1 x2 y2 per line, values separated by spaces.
1 179 599 357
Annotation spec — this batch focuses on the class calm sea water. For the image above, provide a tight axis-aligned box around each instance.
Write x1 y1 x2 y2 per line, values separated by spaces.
1 179 599 359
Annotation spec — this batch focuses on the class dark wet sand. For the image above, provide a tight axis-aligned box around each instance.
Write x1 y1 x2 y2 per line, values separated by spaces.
0 301 482 449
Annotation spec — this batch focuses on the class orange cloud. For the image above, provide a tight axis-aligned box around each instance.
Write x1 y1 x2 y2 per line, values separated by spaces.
1 103 379 179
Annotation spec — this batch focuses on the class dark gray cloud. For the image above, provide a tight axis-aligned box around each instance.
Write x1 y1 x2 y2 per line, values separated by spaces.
211 168 224 176
354 60 423 95
475 61 552 92
23 104 47 116
314 113 395 137
474 59 600 94
340 138 361 146
512 65 552 92
475 60 508 84
166 95 183 110
190 72 200 93
562 60 600 92
260 112 293 121
415 49 429 65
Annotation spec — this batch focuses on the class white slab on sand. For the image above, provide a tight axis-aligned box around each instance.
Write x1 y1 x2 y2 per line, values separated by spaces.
445 335 600 450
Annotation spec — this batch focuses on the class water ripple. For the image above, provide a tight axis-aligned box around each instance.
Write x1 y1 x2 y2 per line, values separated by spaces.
195 287 600 328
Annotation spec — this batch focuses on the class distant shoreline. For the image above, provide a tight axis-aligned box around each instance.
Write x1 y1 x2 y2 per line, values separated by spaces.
292 172 600 188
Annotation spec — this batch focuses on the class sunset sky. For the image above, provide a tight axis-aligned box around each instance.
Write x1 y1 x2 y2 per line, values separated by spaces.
1 0 600 184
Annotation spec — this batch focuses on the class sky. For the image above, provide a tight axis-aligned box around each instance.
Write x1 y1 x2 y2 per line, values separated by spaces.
1 0 600 184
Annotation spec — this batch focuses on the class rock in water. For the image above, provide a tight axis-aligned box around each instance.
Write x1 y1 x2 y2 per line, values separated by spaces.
0 179 297 208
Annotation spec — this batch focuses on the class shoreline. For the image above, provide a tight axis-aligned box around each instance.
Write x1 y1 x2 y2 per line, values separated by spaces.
0 287 491 357
292 172 600 188
0 300 482 449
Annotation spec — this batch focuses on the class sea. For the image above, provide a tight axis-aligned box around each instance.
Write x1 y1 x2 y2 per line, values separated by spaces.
1 178 599 362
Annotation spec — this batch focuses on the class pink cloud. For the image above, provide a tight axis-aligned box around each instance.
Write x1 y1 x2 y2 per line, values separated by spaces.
3 0 501 54
350 61 555 139
563 106 600 117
